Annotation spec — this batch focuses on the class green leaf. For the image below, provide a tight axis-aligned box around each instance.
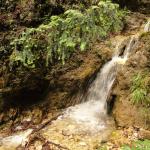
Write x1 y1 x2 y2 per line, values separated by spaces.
80 42 86 51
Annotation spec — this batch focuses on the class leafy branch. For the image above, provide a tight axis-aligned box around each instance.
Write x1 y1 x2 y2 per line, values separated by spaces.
10 0 126 68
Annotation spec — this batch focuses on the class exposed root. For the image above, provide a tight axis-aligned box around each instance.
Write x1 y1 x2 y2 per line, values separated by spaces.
19 133 69 150
16 113 64 149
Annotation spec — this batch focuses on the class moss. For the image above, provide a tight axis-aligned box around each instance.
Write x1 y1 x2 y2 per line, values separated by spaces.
140 32 150 38
140 32 150 42
121 140 150 150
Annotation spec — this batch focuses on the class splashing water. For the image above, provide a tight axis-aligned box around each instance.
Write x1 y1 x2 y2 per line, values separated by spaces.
144 20 150 32
0 129 33 150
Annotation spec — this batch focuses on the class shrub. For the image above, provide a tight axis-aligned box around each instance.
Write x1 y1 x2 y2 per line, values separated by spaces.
121 140 150 150
10 0 126 68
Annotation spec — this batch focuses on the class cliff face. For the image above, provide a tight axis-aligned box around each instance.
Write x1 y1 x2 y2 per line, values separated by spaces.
112 32 150 132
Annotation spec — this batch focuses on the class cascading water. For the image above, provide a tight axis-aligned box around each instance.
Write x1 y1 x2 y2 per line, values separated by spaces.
0 20 149 150
63 36 138 131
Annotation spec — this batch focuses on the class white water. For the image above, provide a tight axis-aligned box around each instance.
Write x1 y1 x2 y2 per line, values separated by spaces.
0 129 33 150
63 36 137 131
144 20 150 32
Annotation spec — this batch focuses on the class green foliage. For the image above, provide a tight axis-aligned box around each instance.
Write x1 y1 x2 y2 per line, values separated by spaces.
98 145 107 150
10 0 126 68
131 72 150 106
121 140 150 150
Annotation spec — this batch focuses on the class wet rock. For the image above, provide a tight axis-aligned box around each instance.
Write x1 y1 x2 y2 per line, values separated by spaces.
124 13 147 33
139 129 150 139
113 32 150 130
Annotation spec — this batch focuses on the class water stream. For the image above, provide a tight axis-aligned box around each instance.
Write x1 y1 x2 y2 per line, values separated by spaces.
0 20 149 149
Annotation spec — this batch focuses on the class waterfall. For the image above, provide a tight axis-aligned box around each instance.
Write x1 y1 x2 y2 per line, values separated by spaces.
1 20 149 150
64 36 138 131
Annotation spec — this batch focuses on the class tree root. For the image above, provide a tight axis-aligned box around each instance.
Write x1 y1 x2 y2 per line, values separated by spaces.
17 113 69 150
21 133 69 150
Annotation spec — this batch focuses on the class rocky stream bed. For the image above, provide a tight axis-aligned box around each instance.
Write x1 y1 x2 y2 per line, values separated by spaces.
0 1 150 150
